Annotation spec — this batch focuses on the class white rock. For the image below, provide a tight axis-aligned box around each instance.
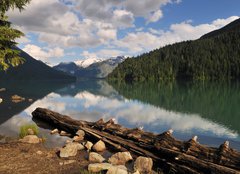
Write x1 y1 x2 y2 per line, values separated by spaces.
73 135 84 142
65 139 72 144
0 98 3 104
36 151 43 155
60 142 85 158
27 128 35 135
19 135 40 144
51 128 59 134
76 130 85 137
134 156 153 174
88 163 112 173
85 141 93 151
60 130 71 137
59 160 76 166
108 152 133 165
107 165 128 174
89 152 105 163
93 140 106 152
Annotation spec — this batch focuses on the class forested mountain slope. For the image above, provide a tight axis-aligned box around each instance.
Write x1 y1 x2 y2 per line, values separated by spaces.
109 18 240 81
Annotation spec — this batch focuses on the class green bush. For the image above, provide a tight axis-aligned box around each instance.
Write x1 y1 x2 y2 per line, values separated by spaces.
19 124 39 138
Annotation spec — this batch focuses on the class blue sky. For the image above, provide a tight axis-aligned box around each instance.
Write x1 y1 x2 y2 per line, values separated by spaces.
7 0 240 65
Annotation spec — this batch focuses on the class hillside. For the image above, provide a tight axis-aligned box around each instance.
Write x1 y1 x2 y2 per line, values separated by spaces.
108 18 240 81
54 56 126 79
0 48 76 81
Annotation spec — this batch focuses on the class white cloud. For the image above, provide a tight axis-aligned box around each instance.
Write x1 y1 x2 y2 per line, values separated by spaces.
148 10 163 23
115 16 240 54
81 51 97 59
23 44 64 61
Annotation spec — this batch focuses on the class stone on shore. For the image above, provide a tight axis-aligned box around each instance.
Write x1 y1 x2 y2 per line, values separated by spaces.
108 152 133 165
76 130 85 137
85 141 93 151
88 163 112 173
27 128 35 135
19 135 40 144
60 142 85 158
107 165 128 174
134 156 153 174
73 135 84 142
93 140 106 152
89 152 105 163
60 130 71 137
51 128 59 134
59 160 76 166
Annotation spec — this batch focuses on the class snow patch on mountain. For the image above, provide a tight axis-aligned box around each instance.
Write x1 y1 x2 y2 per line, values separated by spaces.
75 58 103 68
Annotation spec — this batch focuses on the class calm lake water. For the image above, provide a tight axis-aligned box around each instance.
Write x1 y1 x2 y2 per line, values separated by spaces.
0 80 240 150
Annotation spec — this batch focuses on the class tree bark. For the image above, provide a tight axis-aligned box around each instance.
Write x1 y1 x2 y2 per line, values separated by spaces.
32 108 240 174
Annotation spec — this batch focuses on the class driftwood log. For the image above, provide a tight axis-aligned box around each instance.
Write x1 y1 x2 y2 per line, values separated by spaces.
32 108 240 174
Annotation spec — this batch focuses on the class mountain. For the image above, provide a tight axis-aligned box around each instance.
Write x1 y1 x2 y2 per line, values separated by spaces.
74 58 103 68
54 56 126 79
53 62 79 75
108 18 240 81
0 48 76 81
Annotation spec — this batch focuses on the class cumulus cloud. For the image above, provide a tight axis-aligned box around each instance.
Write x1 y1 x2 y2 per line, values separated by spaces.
147 10 163 23
23 44 64 61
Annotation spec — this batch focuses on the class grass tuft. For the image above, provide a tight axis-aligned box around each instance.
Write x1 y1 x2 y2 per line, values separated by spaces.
19 124 39 138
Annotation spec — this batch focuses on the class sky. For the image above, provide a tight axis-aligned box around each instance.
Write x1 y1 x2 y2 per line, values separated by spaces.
7 0 240 66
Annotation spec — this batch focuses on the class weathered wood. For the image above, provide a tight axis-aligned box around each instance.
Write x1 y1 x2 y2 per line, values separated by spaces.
32 108 240 174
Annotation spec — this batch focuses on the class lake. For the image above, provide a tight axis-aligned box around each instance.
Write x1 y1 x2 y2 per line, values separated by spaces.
0 80 240 150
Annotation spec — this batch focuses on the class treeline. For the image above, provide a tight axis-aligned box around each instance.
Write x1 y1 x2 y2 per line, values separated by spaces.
108 19 240 81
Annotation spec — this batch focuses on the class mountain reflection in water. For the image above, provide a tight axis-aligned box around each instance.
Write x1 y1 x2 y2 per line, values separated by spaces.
0 80 239 150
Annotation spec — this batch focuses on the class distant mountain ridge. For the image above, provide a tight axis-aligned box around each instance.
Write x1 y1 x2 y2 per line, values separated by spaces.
108 18 240 81
54 56 126 79
74 58 103 68
0 48 76 81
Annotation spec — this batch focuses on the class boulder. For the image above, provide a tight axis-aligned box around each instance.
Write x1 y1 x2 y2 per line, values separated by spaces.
108 152 133 165
88 163 112 173
0 98 2 104
85 141 93 151
19 135 40 144
73 135 84 142
107 165 128 174
76 130 85 137
50 128 59 134
89 152 105 163
93 140 106 152
134 156 153 174
27 128 35 135
60 142 85 158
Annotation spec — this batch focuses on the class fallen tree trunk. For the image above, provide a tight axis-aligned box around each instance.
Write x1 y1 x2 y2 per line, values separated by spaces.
32 108 240 174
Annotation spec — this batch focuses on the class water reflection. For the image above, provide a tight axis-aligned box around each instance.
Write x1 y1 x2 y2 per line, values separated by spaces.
0 80 239 149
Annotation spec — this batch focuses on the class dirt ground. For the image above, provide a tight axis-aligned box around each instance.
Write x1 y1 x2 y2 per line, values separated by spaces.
0 141 90 174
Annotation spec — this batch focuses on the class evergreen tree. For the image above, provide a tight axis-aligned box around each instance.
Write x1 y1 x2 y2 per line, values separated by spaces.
0 0 30 71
